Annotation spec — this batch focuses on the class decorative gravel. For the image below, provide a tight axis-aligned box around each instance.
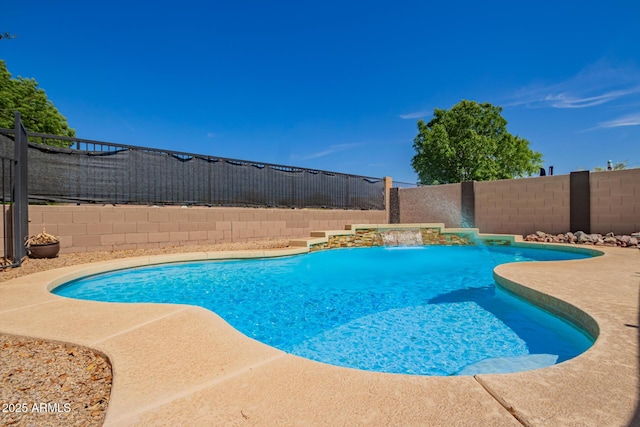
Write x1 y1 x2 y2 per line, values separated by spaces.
0 335 111 427
0 239 290 283
0 239 289 427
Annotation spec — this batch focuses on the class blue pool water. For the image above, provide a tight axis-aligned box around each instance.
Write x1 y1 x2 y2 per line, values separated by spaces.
54 245 594 376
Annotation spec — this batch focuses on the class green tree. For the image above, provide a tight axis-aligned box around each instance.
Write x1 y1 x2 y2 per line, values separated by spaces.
0 60 75 144
411 100 542 184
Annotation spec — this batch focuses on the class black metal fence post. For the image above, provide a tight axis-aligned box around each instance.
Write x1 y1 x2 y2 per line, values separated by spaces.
1 149 15 266
12 112 28 263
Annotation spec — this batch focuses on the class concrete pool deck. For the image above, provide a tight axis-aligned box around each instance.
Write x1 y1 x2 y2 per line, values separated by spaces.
0 240 638 426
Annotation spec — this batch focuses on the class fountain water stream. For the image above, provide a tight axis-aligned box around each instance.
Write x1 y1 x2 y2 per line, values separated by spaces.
380 229 423 246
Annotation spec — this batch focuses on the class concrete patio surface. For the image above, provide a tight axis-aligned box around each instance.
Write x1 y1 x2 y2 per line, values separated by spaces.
0 242 638 426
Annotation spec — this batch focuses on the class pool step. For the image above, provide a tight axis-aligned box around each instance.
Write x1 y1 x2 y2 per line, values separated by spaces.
289 236 327 248
310 230 355 238
291 230 356 248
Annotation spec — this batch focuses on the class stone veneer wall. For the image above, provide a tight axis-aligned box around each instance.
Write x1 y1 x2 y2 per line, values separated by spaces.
22 205 387 254
309 228 476 251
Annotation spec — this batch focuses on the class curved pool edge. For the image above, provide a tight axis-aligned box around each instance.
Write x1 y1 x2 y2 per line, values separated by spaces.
479 244 639 425
0 243 638 426
44 247 310 293
494 270 599 341
494 241 603 341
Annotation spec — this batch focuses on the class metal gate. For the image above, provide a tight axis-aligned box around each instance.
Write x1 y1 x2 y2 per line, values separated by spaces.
0 112 29 267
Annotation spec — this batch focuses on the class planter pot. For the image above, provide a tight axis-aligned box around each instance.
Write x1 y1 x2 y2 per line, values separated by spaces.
27 241 60 259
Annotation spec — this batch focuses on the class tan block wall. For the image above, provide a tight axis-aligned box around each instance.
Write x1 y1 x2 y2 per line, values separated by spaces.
27 205 387 254
5 170 636 257
397 184 463 227
590 169 640 234
475 175 570 235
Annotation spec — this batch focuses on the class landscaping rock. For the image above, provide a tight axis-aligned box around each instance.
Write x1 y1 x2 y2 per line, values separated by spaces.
575 231 591 243
524 231 640 249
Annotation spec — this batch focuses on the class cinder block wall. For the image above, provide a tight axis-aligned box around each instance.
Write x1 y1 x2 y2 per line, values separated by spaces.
397 184 463 227
475 175 570 235
27 205 387 254
396 174 572 235
590 169 640 234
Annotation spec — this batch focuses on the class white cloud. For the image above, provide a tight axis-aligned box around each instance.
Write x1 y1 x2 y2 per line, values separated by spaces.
206 132 216 138
291 143 363 161
508 61 640 109
398 110 431 120
118 117 136 132
597 112 640 128
543 88 640 109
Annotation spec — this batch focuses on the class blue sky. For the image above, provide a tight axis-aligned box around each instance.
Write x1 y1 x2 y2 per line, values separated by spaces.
2 1 639 183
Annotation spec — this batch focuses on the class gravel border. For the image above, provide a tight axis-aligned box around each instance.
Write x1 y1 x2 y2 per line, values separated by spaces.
0 239 290 427
1 335 111 427
0 239 290 284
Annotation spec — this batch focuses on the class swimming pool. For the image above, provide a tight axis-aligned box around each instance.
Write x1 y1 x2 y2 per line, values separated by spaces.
54 245 594 376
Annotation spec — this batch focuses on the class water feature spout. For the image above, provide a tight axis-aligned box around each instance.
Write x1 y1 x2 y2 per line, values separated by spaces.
380 229 423 246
